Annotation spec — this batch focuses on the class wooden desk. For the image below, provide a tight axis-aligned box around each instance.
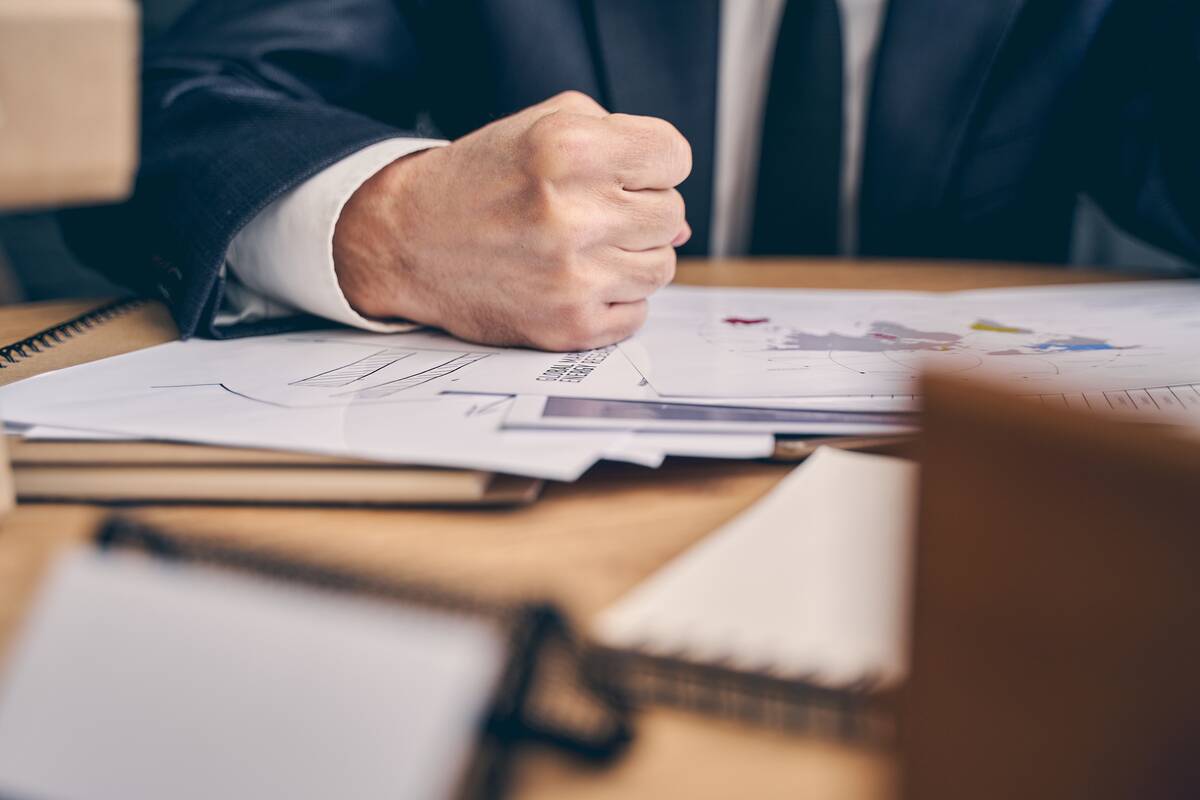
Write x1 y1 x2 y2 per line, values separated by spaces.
0 260 1156 799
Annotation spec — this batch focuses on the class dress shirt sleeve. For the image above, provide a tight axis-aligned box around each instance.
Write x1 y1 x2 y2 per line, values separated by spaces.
218 137 448 333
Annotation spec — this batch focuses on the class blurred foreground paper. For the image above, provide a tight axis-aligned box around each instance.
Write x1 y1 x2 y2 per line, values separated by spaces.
0 548 506 800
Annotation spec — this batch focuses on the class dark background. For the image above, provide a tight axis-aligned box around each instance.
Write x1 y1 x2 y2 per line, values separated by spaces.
0 0 1191 306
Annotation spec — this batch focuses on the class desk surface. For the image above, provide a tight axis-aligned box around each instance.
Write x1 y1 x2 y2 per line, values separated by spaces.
0 259 1153 799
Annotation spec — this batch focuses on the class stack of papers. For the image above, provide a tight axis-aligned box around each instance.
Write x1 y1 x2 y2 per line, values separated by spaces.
2 281 1199 480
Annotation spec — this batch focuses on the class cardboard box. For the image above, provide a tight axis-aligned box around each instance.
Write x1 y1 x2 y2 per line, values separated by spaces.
0 0 139 209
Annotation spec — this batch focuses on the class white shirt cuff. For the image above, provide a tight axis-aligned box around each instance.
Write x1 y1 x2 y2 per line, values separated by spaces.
220 137 448 332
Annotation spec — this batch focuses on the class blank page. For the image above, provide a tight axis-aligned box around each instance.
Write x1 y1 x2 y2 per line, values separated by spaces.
0 548 506 800
595 447 918 688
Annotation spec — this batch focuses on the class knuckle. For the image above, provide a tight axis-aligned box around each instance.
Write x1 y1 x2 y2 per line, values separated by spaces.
523 116 566 172
551 89 603 113
524 115 594 176
612 115 692 185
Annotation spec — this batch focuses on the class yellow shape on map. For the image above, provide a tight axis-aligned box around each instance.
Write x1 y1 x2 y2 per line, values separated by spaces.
971 321 1028 334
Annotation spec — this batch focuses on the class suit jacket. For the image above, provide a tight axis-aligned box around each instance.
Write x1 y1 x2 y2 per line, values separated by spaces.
61 0 1200 337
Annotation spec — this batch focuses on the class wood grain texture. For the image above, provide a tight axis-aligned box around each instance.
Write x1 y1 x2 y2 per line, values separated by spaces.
0 261 1166 799
674 258 1153 291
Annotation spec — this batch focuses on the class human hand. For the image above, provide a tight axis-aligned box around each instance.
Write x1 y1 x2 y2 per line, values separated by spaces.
332 91 692 350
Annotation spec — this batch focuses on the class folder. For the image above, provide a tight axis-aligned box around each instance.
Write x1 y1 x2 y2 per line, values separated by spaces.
903 373 1200 800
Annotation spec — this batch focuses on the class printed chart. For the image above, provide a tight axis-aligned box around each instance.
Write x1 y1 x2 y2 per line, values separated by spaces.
627 283 1200 398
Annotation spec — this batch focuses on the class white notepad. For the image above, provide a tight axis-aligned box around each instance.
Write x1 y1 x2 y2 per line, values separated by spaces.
595 447 918 689
0 549 507 800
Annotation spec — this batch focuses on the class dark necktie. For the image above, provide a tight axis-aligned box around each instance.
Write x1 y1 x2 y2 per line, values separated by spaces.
750 0 845 255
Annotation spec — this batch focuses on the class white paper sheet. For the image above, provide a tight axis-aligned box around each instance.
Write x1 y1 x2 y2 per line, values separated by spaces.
0 326 896 477
0 372 621 480
20 426 140 442
0 548 506 800
594 447 918 688
625 432 777 459
7 280 1195 480
594 431 777 466
442 337 920 411
624 282 1200 398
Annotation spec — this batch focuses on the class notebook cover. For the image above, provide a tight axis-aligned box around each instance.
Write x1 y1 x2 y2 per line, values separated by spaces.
0 297 178 386
7 437 377 467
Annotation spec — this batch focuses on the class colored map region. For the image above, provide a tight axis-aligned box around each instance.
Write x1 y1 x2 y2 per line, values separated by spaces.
706 314 1135 363
768 322 961 353
992 336 1130 355
971 319 1032 334
971 319 1133 356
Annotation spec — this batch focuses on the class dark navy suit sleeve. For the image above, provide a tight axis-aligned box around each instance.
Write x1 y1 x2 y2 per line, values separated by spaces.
1075 0 1200 267
61 0 427 338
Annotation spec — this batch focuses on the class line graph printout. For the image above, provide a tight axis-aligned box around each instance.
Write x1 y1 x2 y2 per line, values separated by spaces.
218 336 498 407
623 282 1200 398
0 333 631 481
33 331 509 410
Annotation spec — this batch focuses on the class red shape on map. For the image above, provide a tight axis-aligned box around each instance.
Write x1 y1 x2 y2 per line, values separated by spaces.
723 317 770 326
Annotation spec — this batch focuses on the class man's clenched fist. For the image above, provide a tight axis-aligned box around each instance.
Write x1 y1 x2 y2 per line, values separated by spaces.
333 91 692 351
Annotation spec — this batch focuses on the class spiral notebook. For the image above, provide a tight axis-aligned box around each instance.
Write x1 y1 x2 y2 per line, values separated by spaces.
0 296 178 386
0 299 542 506
592 447 918 738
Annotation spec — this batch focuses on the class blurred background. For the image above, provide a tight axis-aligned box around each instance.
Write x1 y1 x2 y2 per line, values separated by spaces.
0 0 1191 306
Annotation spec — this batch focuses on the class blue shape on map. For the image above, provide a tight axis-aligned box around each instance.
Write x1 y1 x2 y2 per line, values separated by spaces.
1030 336 1124 352
988 335 1133 356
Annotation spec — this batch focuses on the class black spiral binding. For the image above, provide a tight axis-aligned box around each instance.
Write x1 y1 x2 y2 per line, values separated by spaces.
0 297 148 369
588 646 896 744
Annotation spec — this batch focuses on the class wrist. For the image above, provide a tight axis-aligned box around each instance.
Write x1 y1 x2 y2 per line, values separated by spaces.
332 148 433 322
